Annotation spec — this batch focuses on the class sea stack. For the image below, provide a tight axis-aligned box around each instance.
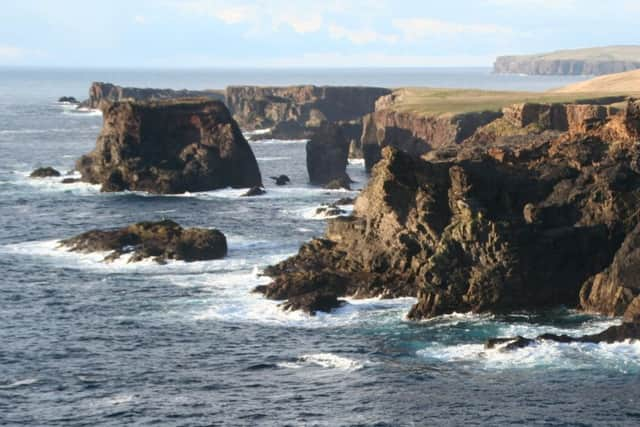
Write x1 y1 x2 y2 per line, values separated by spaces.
77 99 262 194
306 122 351 187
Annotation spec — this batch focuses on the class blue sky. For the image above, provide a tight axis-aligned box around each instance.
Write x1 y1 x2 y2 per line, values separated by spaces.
1 0 639 68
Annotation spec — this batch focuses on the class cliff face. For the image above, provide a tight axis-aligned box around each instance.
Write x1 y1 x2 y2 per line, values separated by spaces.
360 109 501 171
260 99 640 320
226 85 390 137
494 57 640 76
83 82 225 110
306 122 351 186
77 99 262 194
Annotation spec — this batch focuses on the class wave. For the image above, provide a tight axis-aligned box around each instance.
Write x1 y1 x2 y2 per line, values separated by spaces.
251 138 308 145
243 128 272 138
0 378 38 389
62 108 102 117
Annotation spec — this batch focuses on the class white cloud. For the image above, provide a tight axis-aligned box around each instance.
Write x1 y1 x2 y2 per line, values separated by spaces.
328 24 397 45
0 45 24 59
486 0 576 8
267 52 496 67
393 18 514 41
134 15 146 24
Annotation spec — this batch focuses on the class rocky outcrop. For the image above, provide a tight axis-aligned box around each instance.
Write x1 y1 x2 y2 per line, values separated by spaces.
76 99 262 194
58 96 78 104
361 109 501 172
30 167 61 178
486 322 640 350
260 99 640 319
226 86 390 138
60 220 227 263
82 82 225 110
306 122 351 186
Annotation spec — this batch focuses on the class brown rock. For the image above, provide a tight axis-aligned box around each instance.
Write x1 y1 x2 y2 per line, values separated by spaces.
76 99 262 194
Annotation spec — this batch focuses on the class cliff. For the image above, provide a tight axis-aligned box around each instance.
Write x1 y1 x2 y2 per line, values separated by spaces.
553 69 640 93
226 85 390 138
494 46 640 76
82 82 225 110
77 99 262 194
259 98 640 320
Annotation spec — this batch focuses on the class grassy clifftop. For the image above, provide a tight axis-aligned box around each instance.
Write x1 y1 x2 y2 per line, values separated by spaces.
554 69 640 93
381 88 626 116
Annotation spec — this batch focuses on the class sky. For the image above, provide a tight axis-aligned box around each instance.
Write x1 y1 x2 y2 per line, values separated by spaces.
0 0 639 68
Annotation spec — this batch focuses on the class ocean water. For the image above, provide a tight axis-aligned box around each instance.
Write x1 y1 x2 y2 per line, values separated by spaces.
1 68 639 426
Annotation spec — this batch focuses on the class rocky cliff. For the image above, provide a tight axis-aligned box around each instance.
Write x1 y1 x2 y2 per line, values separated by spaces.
226 85 390 138
77 99 262 194
260 99 640 320
82 82 225 110
306 122 351 186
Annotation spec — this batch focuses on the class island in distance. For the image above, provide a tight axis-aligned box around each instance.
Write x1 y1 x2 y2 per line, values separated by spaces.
494 45 640 75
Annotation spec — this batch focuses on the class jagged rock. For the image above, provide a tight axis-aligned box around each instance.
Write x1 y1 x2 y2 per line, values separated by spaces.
226 86 390 136
324 177 351 190
486 322 640 350
334 197 355 206
76 99 262 194
61 178 81 184
81 82 225 110
59 220 227 263
315 204 346 218
58 96 78 104
307 122 351 186
30 167 61 178
280 290 345 315
242 186 266 197
263 100 640 318
270 175 291 186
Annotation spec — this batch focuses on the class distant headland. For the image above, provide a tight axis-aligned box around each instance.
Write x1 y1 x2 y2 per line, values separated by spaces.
494 45 640 76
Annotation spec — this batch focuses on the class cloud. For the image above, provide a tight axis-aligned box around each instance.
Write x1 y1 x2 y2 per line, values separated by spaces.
134 15 146 24
265 52 496 67
328 24 397 45
486 0 576 8
393 18 514 41
0 45 24 59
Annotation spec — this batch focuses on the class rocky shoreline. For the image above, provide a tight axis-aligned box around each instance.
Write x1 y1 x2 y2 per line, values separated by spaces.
260 98 640 328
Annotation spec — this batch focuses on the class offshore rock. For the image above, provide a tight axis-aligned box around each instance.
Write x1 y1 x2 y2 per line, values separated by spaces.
306 122 351 186
60 220 227 263
76 99 262 194
30 167 61 178
226 85 390 138
81 82 225 110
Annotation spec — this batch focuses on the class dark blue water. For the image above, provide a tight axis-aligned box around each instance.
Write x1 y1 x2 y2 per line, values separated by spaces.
1 68 639 426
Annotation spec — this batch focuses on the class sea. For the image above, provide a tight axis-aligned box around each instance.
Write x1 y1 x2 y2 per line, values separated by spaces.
1 67 639 426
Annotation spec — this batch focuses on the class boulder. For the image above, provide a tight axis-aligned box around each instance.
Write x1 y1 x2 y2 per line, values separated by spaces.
61 178 81 184
76 99 262 194
306 122 351 186
59 220 227 263
30 167 61 178
324 177 351 190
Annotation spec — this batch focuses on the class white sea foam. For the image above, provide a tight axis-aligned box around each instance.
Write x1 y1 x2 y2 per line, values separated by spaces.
279 353 368 371
252 138 308 145
300 204 354 220
63 107 102 117
243 128 272 138
418 339 640 372
348 158 365 166
17 172 101 195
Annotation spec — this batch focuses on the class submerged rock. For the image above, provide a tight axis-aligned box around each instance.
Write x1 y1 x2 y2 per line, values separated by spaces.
270 175 291 186
61 178 81 184
30 167 61 178
60 220 227 263
262 99 640 318
58 96 78 104
76 99 262 194
242 186 266 197
315 204 347 218
486 322 640 350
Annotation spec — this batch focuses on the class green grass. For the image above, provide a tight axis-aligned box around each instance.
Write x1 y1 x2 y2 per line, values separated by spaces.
383 88 630 116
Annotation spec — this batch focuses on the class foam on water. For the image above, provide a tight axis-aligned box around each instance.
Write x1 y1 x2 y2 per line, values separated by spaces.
418 339 640 372
252 138 308 145
243 128 272 138
0 378 39 389
63 107 102 116
278 353 369 371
